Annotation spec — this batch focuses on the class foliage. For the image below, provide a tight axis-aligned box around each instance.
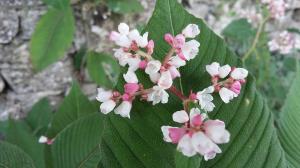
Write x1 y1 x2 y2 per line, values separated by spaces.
2 0 300 167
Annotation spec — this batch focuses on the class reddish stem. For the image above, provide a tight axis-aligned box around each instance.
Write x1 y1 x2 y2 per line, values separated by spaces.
169 85 188 101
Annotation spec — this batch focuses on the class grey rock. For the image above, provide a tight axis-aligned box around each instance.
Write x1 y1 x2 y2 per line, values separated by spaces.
20 9 46 40
0 9 19 44
0 76 4 93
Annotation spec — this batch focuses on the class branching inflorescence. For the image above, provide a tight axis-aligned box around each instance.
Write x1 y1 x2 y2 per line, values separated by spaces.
95 23 248 160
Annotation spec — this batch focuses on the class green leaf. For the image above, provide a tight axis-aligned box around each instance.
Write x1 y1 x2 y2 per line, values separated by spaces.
278 70 300 168
175 151 201 168
87 52 120 88
222 19 255 42
6 119 45 168
0 141 35 168
100 0 287 167
42 0 70 9
107 0 144 14
51 113 103 168
73 47 87 71
47 82 97 138
26 98 53 136
30 7 75 71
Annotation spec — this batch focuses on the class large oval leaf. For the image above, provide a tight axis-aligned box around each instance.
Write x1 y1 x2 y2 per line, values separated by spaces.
100 0 287 167
278 69 300 168
51 113 103 168
30 7 75 71
0 141 35 168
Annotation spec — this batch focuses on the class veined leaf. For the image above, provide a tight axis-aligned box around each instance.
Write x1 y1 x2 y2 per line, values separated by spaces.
47 82 97 138
6 120 45 168
87 52 120 89
278 70 300 168
26 98 53 136
0 141 35 168
30 7 75 71
51 113 103 168
100 0 287 167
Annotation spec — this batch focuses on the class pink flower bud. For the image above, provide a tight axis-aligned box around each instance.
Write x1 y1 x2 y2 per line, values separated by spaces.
113 91 121 97
124 83 140 95
146 40 154 54
230 81 241 95
192 114 202 127
164 33 174 46
174 34 185 49
139 60 148 70
189 93 197 100
47 139 54 145
122 93 131 101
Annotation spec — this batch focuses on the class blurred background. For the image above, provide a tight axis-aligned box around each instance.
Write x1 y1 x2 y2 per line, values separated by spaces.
0 0 299 121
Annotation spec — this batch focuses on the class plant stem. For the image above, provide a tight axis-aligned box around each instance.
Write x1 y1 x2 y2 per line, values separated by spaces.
163 48 176 65
169 85 188 101
136 50 152 60
242 15 270 62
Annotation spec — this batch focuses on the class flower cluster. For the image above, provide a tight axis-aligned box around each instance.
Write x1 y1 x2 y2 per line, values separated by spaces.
262 0 288 20
162 108 229 160
95 23 248 160
268 31 300 54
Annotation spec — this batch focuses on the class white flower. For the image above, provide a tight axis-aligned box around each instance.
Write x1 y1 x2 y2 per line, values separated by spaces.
172 110 189 123
196 86 215 112
118 23 129 34
204 120 230 144
181 40 200 60
206 62 231 78
177 134 197 157
182 24 200 38
145 60 161 75
96 88 113 102
149 72 161 83
114 101 132 118
38 136 48 143
100 100 116 114
137 32 149 48
191 132 222 161
168 56 186 68
147 86 169 105
268 31 299 54
230 68 248 80
168 66 181 79
123 70 138 83
127 57 141 72
113 49 131 66
219 87 237 103
158 71 173 89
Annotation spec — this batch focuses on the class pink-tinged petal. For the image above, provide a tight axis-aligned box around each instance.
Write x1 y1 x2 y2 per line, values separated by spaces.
172 110 189 123
109 31 120 41
124 83 139 94
230 81 241 94
230 68 248 80
158 71 173 89
139 60 148 70
146 40 154 54
191 132 221 159
169 127 186 143
174 34 186 49
182 24 200 38
177 51 187 61
168 66 181 79
192 114 203 127
177 134 197 157
204 119 230 144
164 33 174 46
